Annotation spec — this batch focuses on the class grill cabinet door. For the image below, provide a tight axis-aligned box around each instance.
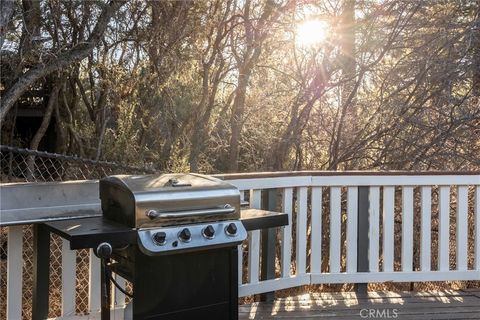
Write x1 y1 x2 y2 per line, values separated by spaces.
133 247 238 319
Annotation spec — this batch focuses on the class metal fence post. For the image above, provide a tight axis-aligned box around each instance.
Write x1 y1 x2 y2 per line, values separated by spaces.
355 186 369 294
260 189 277 302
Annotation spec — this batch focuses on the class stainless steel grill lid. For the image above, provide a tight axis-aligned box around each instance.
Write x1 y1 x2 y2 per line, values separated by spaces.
100 173 241 228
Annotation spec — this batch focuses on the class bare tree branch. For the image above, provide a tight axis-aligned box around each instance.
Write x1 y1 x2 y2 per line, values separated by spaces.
0 0 126 123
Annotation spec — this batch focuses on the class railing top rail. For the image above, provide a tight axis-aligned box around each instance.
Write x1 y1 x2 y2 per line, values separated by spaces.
215 170 480 180
2 171 478 226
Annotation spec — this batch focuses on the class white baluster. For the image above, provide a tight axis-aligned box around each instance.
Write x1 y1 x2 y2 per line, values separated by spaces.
329 187 342 273
402 186 414 272
456 186 468 271
6 226 23 320
346 187 358 273
296 187 308 275
383 186 395 272
310 187 322 274
420 186 432 271
369 187 380 272
88 249 101 313
475 186 480 271
62 239 76 316
248 190 261 284
438 186 450 271
281 188 293 277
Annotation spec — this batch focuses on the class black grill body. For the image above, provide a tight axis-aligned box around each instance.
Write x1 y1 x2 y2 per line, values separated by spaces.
99 173 244 319
130 247 238 319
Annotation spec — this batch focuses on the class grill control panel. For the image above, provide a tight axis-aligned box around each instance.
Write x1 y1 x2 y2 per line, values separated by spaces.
137 220 247 255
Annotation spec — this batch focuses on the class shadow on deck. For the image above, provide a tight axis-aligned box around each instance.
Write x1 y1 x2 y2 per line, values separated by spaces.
239 290 480 319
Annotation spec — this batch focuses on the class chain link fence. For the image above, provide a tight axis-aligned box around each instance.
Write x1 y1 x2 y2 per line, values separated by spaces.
0 145 156 182
0 145 156 318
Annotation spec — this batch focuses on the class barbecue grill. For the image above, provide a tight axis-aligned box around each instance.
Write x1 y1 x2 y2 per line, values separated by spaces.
100 173 247 319
45 173 288 320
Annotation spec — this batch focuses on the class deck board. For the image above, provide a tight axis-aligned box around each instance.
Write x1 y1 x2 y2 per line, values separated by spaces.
239 290 480 319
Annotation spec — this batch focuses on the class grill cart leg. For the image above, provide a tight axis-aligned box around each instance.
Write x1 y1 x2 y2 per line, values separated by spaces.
101 259 111 320
32 224 50 320
260 189 277 302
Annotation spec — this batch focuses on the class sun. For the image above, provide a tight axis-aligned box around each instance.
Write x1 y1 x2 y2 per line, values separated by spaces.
296 20 329 47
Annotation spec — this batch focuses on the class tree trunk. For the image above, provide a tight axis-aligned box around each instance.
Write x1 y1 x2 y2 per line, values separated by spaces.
329 0 356 170
189 0 232 172
228 67 251 172
20 0 42 55
0 0 15 49
473 1 480 96
270 95 319 171
226 0 282 172
189 67 224 172
26 84 60 180
95 107 109 161
189 64 211 172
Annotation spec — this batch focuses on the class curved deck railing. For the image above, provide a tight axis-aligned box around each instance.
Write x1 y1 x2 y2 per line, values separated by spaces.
1 171 479 319
220 171 480 297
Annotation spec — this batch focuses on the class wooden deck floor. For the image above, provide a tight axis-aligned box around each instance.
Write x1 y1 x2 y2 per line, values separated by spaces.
239 290 480 319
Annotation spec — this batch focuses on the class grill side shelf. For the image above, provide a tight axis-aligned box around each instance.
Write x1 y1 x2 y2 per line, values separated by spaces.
44 217 137 250
240 209 288 231
44 209 288 249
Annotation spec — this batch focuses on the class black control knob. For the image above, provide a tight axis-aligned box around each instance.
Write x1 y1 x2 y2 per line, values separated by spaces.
178 228 191 242
225 223 237 236
153 232 167 245
202 225 215 239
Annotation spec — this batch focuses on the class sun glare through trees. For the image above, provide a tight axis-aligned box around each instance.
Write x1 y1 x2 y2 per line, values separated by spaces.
296 19 329 47
0 0 478 173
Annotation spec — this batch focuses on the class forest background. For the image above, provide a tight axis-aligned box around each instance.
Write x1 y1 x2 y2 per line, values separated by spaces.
0 0 479 174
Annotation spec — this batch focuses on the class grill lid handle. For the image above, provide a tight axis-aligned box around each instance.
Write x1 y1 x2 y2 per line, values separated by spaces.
146 204 235 219
166 178 192 187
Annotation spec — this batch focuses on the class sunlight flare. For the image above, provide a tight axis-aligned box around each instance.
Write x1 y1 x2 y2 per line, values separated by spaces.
296 19 329 47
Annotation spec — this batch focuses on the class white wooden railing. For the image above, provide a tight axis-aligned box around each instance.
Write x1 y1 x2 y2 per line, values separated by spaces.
223 172 480 297
2 172 480 319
